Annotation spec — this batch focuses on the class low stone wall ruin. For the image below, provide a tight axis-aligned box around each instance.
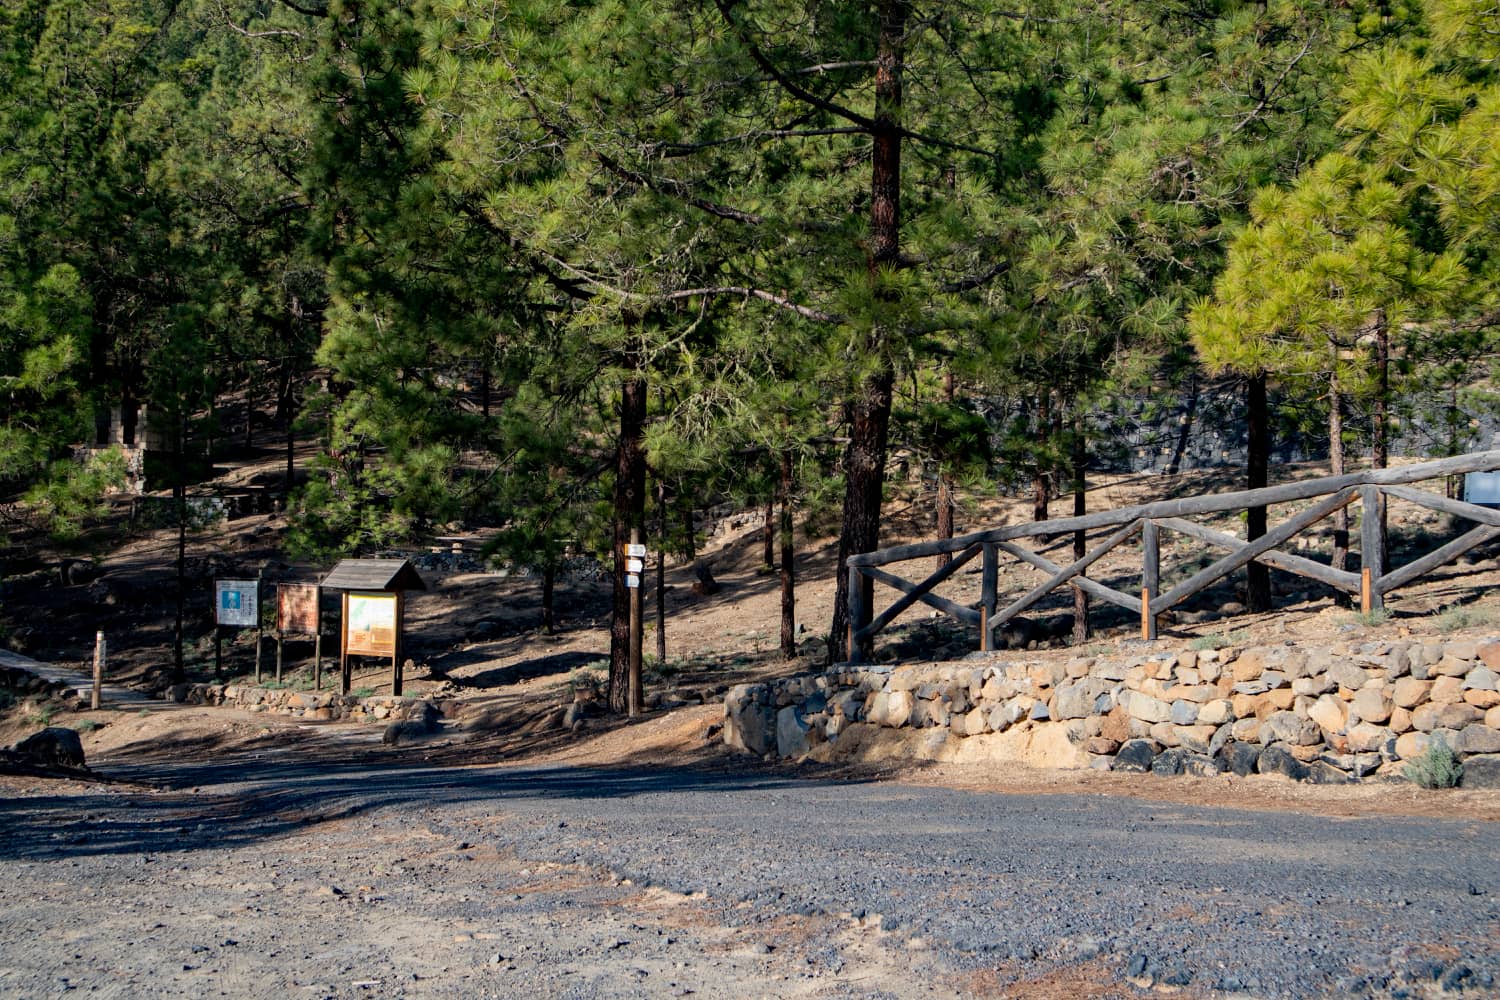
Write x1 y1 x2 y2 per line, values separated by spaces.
723 637 1500 783
164 682 438 725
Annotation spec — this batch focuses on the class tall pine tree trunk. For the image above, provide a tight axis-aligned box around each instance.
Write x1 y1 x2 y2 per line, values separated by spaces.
656 478 667 665
935 368 955 571
172 412 187 685
779 449 797 660
541 561 556 635
1071 412 1090 643
762 495 774 568
1330 364 1348 575
1374 312 1390 546
829 0 907 663
1032 390 1050 523
608 369 648 714
1246 372 1271 613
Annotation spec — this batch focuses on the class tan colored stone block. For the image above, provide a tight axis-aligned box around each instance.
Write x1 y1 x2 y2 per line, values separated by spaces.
1487 705 1500 730
1465 689 1500 709
1198 699 1235 726
1347 722 1390 754
1395 731 1430 759
1231 717 1261 743
1430 675 1463 705
1351 687 1393 725
1391 677 1431 709
1389 706 1414 733
1151 721 1180 747
1308 694 1347 734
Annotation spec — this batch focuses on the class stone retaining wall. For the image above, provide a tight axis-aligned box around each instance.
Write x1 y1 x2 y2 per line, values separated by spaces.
723 637 1500 783
164 682 438 725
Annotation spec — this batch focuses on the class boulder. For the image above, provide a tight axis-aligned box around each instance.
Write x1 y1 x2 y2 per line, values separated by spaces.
1174 725 1218 755
1260 711 1321 746
723 685 776 756
1461 754 1500 789
1230 717 1261 743
1120 690 1172 724
1113 739 1158 772
1351 687 1393 725
1198 699 1234 726
1170 700 1199 726
1464 666 1499 692
381 719 429 746
1346 722 1391 754
1456 725 1500 755
1395 731 1430 760
14 727 85 768
1328 662 1370 690
1307 695 1347 734
1218 741 1260 777
1429 675 1464 705
1305 760 1352 785
776 706 811 757
1391 677 1431 709
1465 689 1500 709
1257 744 1309 781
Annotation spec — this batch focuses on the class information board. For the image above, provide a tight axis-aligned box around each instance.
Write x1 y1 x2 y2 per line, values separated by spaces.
277 583 321 634
345 593 397 656
215 579 259 627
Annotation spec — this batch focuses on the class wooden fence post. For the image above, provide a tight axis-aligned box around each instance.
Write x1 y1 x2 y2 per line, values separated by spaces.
91 631 104 710
1142 520 1159 640
847 564 866 665
980 543 998 654
1361 485 1384 613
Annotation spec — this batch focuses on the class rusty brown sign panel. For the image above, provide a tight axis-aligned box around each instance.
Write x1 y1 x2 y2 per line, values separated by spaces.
345 593 397 657
277 583 321 635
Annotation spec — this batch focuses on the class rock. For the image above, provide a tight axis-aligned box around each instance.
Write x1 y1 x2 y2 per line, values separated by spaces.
1099 706 1131 744
1120 690 1171 724
1084 736 1120 755
1169 700 1198 725
1434 655 1472 678
1440 703 1484 730
1478 642 1500 671
1114 739 1157 772
1391 677 1431 709
1028 701 1050 722
723 686 775 756
1219 741 1260 777
1395 731 1430 760
1307 695 1347 734
1411 703 1443 733
1465 666 1499 691
1305 760 1351 785
1174 725 1218 754
1462 754 1500 789
1351 687 1393 725
1346 722 1391 754
1181 752 1226 776
1456 725 1500 755
1292 674 1335 697
1260 711 1321 746
1197 699 1234 726
1150 721 1179 747
1258 744 1309 781
382 720 429 746
1231 717 1261 743
14 727 85 768
1490 705 1500 730
963 706 990 736
1389 706 1414 733
875 690 915 728
1430 675 1463 705
1328 662 1370 690
1465 689 1500 709
1151 747 1187 776
776 706 811 757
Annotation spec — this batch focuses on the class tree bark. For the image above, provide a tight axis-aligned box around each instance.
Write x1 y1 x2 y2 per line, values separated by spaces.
541 561 556 635
1071 413 1090 643
1374 313 1390 546
1330 364 1347 575
656 478 667 665
935 368 955 571
172 413 187 685
828 0 907 663
1033 390 1050 524
1246 372 1271 612
608 370 648 714
779 448 797 660
762 495 775 568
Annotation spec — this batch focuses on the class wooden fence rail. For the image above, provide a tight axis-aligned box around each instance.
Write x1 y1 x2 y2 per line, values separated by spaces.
844 450 1500 664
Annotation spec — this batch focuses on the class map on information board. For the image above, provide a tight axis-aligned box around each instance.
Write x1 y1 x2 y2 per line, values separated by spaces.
346 593 397 656
216 579 259 627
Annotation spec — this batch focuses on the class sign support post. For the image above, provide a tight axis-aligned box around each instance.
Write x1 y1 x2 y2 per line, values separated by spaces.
91 631 104 710
391 592 405 697
253 571 264 683
340 591 351 695
628 527 644 717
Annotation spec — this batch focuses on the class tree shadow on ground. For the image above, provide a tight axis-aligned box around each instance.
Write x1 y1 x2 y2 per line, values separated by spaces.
0 752 866 864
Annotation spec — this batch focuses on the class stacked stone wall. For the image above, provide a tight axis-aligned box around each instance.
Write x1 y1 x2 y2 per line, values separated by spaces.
164 682 438 725
723 637 1500 783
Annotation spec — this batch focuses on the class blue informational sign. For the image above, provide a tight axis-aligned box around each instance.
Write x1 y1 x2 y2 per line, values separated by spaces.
215 579 259 627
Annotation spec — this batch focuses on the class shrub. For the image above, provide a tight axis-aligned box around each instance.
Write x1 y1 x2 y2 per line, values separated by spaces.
74 719 99 733
1403 737 1464 790
352 686 376 698
1436 605 1494 634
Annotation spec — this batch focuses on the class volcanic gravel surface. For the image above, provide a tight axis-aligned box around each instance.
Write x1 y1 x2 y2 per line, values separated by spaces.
1 748 1497 999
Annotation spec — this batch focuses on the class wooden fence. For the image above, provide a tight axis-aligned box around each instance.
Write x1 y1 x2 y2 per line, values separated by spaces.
844 450 1500 664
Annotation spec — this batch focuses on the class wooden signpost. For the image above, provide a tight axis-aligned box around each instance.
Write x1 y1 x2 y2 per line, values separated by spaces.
276 583 323 688
320 559 426 697
626 534 646 717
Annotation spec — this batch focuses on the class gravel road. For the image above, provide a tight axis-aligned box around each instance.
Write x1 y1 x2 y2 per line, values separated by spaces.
1 745 1497 999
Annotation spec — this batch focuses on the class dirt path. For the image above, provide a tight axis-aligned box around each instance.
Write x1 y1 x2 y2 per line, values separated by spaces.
2 736 1497 999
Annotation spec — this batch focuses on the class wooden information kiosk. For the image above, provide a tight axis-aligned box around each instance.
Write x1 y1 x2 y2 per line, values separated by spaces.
320 559 426 696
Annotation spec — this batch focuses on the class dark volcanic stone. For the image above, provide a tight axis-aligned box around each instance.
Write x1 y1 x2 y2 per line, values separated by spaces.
1115 739 1157 773
14 726 84 768
1257 744 1308 781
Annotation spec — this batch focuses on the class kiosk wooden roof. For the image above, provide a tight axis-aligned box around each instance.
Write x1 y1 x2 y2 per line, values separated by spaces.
321 558 427 593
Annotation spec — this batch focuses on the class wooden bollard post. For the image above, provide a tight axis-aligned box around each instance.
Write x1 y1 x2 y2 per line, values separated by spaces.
91 631 104 710
1141 587 1157 641
275 630 284 684
979 606 990 652
1361 567 1373 615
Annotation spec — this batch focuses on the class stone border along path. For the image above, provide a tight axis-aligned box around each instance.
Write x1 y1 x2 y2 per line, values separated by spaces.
1 750 1496 997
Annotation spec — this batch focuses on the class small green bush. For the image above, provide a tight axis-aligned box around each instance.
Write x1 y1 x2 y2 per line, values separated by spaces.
1436 605 1494 634
1189 629 1249 651
24 706 54 727
351 686 376 698
1403 737 1464 790
74 719 99 733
